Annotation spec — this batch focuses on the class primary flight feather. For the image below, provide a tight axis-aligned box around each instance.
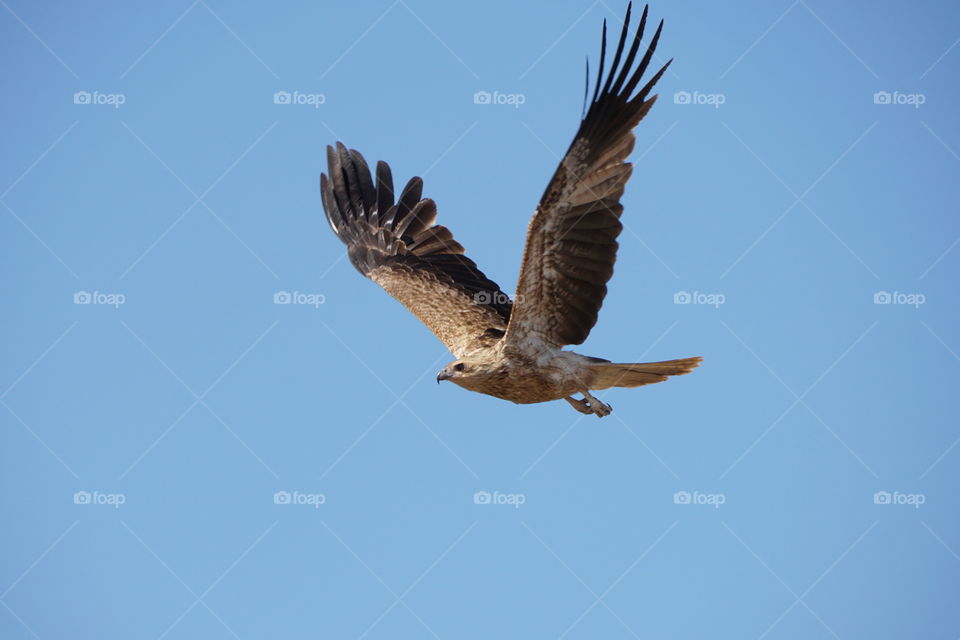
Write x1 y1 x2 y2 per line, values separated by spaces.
321 3 701 417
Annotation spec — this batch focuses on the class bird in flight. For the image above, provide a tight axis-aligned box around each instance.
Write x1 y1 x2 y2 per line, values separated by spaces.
321 4 701 417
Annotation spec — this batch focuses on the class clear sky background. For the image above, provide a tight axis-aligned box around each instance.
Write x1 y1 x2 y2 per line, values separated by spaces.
2 1 959 638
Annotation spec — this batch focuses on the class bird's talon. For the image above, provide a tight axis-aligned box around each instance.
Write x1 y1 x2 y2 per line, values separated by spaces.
591 401 612 417
564 396 593 415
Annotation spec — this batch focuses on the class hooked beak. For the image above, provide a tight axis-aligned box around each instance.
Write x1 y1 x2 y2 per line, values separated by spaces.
436 370 450 384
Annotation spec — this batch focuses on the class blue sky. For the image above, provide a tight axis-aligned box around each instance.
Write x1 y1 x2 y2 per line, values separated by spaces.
2 1 959 638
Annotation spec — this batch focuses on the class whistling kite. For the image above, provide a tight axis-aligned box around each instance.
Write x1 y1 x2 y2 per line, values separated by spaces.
321 4 701 417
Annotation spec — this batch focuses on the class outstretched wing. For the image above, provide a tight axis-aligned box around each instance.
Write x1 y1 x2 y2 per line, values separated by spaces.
321 143 512 359
504 3 670 351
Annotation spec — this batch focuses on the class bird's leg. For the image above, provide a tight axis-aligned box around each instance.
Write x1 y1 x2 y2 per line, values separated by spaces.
564 396 593 415
581 390 612 418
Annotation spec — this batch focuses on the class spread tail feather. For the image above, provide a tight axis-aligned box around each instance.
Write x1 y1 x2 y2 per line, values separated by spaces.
589 357 703 389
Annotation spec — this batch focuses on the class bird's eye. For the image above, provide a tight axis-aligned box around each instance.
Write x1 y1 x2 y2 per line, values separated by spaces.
453 363 465 372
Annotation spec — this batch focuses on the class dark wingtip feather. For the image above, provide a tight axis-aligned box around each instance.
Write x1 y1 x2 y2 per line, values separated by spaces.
375 160 394 220
582 56 590 120
631 57 671 107
395 176 424 230
326 143 351 221
600 2 631 97
622 17 664 98
319 172 339 234
348 147 376 217
610 4 647 96
590 19 607 104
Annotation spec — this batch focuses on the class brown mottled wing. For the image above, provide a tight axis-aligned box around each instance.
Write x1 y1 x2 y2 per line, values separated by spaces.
321 143 511 359
504 4 670 351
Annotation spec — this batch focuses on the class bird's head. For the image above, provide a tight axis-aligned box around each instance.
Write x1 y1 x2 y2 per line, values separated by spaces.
436 359 495 389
